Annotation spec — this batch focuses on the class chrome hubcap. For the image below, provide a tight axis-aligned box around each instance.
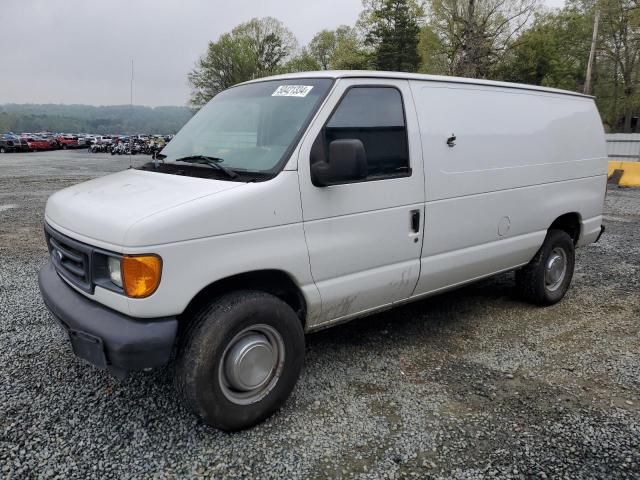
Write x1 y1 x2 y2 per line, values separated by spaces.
224 333 274 391
219 325 285 405
545 247 567 292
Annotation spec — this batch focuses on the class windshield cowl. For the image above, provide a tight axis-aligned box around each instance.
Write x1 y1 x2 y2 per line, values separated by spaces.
136 161 273 183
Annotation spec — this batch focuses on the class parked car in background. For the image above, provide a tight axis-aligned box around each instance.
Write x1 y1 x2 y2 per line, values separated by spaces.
76 135 90 147
0 135 19 153
24 137 51 151
45 136 60 150
3 131 175 153
90 136 113 145
17 138 30 152
56 135 79 149
36 133 57 149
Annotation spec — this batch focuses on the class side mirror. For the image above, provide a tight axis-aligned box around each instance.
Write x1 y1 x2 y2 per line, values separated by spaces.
311 139 367 187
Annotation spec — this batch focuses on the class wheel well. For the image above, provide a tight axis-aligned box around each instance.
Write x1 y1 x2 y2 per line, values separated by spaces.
549 213 581 244
179 270 307 327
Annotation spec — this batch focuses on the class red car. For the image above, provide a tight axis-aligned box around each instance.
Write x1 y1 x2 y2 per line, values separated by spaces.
24 137 51 151
56 135 79 149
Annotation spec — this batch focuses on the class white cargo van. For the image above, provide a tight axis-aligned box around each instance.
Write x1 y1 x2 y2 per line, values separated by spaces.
39 71 607 430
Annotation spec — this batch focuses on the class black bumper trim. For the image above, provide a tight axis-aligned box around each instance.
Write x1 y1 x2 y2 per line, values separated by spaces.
38 261 177 371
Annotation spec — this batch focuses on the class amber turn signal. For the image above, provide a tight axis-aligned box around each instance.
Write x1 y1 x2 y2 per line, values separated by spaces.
121 255 162 298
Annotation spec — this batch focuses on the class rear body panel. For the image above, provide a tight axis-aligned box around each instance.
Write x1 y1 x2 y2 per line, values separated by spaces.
409 80 607 300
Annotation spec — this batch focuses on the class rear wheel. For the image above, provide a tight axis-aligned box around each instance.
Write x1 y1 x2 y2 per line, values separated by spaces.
516 229 575 305
175 290 305 431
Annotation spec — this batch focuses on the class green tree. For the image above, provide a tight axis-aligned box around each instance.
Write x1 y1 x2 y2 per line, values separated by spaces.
426 0 539 78
281 49 321 72
496 9 591 89
360 0 423 72
188 17 298 108
308 26 369 70
308 30 338 69
330 26 370 69
417 24 448 74
597 0 640 131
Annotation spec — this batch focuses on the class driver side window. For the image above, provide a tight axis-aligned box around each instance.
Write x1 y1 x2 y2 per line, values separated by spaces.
314 86 411 181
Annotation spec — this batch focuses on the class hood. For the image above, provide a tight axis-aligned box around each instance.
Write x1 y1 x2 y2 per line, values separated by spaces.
45 169 244 247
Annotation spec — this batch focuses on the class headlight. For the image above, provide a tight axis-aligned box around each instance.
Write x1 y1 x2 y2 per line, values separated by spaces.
95 253 162 298
108 256 122 287
121 255 162 298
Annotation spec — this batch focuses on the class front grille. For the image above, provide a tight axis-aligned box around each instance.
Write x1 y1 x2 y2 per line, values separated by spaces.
45 224 93 293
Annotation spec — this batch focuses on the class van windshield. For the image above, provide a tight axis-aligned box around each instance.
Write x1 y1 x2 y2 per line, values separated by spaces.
160 78 333 174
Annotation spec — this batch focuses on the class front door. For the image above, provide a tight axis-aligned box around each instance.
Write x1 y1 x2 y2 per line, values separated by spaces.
297 79 425 327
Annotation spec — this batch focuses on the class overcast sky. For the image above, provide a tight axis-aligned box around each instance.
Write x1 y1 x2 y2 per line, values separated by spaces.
1 0 567 107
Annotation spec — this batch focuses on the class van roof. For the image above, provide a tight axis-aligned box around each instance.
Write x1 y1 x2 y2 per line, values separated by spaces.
242 70 593 100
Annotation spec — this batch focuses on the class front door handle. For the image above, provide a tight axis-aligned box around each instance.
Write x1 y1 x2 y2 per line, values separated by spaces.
410 209 420 233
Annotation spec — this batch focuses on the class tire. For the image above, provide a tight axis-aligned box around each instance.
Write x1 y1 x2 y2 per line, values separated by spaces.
174 290 305 431
516 229 575 306
62 145 67 150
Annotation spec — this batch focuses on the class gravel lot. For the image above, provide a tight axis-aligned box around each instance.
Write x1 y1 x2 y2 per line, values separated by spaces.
1 150 639 479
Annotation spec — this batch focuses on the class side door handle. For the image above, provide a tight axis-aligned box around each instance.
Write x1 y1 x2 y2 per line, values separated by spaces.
410 209 420 233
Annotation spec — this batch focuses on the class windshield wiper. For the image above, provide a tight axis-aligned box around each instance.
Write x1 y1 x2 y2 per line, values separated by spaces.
174 155 239 179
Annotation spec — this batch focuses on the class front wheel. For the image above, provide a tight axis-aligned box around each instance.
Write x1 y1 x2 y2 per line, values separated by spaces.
516 229 575 306
174 291 305 431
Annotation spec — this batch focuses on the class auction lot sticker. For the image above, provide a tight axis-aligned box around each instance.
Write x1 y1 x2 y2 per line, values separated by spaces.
272 85 313 97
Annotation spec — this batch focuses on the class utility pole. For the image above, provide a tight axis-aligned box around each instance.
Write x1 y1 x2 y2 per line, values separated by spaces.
129 58 134 169
584 7 600 95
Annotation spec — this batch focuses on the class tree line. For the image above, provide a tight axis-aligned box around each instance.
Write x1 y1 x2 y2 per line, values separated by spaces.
189 0 640 132
0 104 193 135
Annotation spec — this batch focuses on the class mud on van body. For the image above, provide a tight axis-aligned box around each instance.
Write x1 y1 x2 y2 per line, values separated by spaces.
39 71 607 430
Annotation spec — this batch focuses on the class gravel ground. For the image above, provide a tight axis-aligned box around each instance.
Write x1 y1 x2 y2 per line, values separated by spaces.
1 150 639 479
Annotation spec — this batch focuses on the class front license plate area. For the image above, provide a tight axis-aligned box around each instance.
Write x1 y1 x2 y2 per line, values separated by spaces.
68 329 108 368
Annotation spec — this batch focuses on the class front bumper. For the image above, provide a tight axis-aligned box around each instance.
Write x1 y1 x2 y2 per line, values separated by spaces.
38 261 177 373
